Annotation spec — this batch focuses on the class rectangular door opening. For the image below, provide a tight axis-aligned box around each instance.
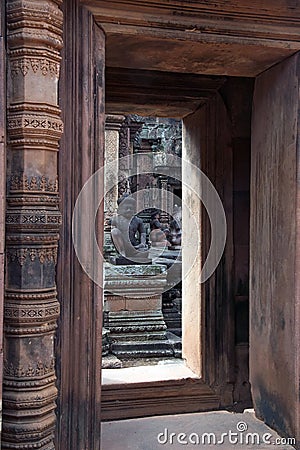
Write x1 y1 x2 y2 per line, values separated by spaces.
101 75 253 420
102 114 186 379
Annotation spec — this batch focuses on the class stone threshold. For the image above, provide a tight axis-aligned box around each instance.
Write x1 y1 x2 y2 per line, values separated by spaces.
102 360 199 385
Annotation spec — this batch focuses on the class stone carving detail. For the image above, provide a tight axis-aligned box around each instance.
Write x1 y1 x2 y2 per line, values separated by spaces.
5 305 59 320
8 196 59 207
8 306 58 318
8 175 59 193
7 104 63 151
4 322 58 336
4 0 63 448
118 119 131 198
110 324 167 333
5 289 57 300
6 211 62 227
10 57 60 77
104 115 124 218
7 234 59 243
119 118 130 160
4 358 55 378
106 264 166 277
8 114 63 134
6 247 58 265
104 266 173 357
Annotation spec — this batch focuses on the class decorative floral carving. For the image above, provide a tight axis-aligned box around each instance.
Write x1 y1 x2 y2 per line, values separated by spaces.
10 58 60 77
40 58 50 75
30 177 38 190
6 247 58 265
4 358 55 378
8 175 59 193
30 58 40 73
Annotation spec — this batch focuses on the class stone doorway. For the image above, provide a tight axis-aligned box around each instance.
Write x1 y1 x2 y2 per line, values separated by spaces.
2 2 299 449
102 114 183 371
57 3 299 446
100 67 254 420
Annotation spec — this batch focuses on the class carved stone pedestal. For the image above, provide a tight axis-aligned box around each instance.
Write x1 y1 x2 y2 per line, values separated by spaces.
148 250 182 337
104 264 175 357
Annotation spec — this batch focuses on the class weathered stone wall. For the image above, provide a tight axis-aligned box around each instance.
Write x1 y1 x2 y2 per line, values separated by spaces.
182 92 235 406
132 116 182 156
56 3 105 449
220 78 254 409
250 52 300 447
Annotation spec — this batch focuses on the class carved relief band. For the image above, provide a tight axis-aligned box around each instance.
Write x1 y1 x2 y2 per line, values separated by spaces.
104 114 125 220
118 118 131 198
4 0 63 448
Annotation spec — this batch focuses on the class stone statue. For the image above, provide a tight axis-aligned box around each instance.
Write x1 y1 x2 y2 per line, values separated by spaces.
111 195 150 262
149 210 170 247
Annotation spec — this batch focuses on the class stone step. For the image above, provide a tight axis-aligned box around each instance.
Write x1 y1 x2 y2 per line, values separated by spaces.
111 340 175 358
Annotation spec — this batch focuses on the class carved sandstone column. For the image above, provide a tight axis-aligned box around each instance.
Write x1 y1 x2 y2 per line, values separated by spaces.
118 118 131 198
103 115 124 354
4 1 63 448
104 114 124 224
160 177 169 224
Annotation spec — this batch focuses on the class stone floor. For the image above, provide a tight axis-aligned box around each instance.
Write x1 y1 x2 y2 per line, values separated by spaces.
102 359 196 385
102 353 183 370
102 410 297 450
118 356 182 368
